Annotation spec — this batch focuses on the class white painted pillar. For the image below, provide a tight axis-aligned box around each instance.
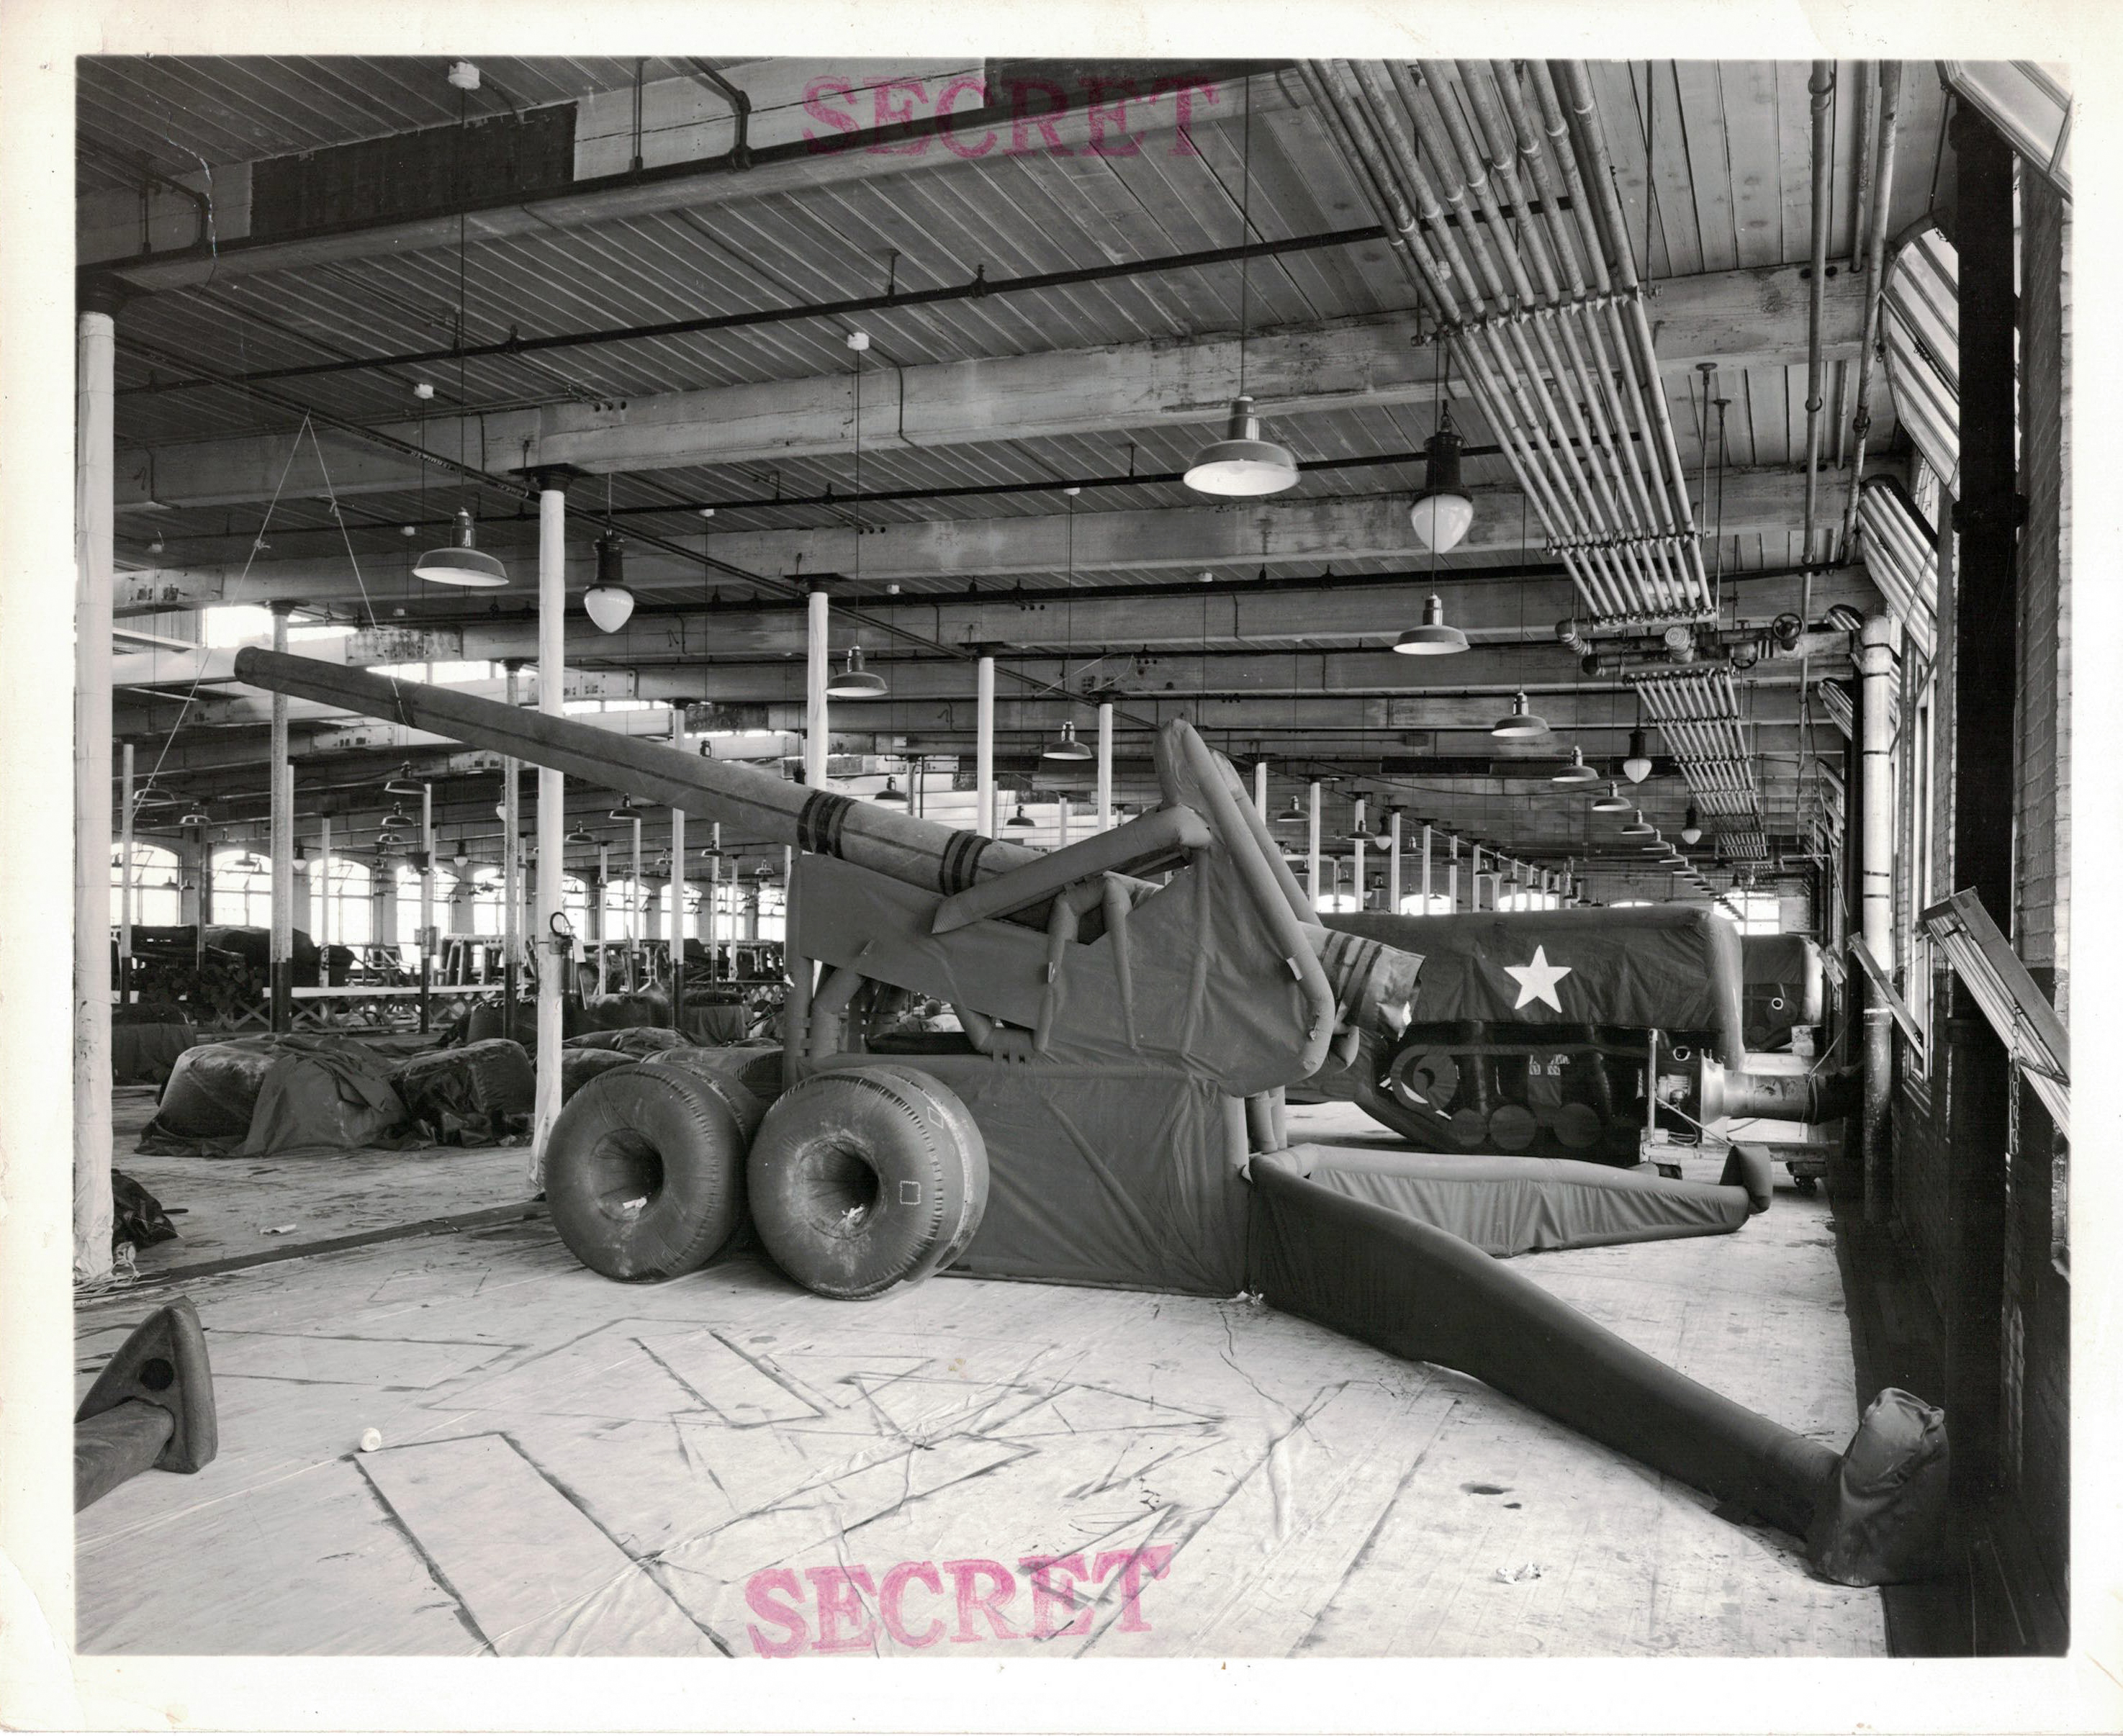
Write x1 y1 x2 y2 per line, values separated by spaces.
318 815 331 957
1058 796 1071 852
669 707 688 1019
1469 844 1484 912
1420 824 1433 913
1306 781 1322 909
1096 702 1114 831
531 479 569 1181
975 654 996 837
1350 797 1366 913
595 842 610 995
805 586 829 790
1253 759 1268 818
631 814 644 990
1388 808 1403 913
269 606 294 1030
117 743 134 1004
501 663 523 1039
73 294 115 1280
1447 835 1461 913
419 784 434 977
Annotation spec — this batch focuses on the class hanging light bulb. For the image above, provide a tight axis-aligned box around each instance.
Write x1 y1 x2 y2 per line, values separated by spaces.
451 841 470 869
583 531 635 633
1490 691 1549 739
1623 726 1654 784
1591 780 1631 814
826 646 888 699
1550 746 1598 785
414 507 508 587
1621 810 1655 838
1408 425 1473 551
1040 720 1094 764
1184 396 1299 497
1680 803 1703 846
873 776 908 804
1393 592 1469 656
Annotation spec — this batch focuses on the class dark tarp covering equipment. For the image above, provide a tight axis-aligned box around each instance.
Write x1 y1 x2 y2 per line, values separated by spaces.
139 1035 419 1157
388 1039 535 1145
1273 1144 1752 1255
1326 905 1748 1067
139 1037 286 1151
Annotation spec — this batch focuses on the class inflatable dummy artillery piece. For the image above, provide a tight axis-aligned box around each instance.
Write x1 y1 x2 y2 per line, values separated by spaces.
230 647 1945 1586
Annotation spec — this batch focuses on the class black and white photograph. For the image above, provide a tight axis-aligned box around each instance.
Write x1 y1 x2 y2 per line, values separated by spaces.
0 6 2116 1730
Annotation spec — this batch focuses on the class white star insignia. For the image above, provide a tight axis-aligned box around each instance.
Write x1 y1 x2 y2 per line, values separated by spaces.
1502 945 1573 1012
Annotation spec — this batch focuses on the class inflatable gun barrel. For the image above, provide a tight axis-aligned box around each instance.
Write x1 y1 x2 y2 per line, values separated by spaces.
1695 1059 1860 1125
231 648 1053 904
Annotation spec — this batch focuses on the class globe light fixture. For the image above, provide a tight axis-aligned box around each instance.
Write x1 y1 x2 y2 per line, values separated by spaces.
1622 726 1654 784
1393 593 1469 656
1680 803 1703 846
414 507 508 587
1408 425 1473 552
582 532 636 633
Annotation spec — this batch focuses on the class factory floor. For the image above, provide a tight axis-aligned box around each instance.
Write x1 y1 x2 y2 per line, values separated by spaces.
78 1090 1885 1658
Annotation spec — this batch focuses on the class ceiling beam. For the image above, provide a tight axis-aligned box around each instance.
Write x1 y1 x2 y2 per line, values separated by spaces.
114 263 1861 512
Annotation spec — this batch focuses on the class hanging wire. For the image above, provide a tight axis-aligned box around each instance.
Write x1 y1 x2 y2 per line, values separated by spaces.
1238 74 1253 397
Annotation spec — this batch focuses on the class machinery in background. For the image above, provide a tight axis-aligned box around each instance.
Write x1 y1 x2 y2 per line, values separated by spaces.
1741 932 1828 1052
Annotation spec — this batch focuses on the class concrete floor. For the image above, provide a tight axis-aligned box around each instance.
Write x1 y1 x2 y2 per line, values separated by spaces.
79 1092 1885 1658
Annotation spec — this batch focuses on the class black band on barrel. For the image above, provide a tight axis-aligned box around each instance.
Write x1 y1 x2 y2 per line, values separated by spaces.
797 790 856 857
937 831 992 895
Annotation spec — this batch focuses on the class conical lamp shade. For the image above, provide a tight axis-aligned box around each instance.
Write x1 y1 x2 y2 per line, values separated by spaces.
1591 781 1631 813
826 646 888 699
1491 691 1550 738
1394 592 1469 656
1184 396 1299 497
415 508 508 587
1041 720 1094 763
1551 746 1598 784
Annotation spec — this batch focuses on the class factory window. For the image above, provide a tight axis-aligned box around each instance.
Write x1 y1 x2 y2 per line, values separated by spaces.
202 605 350 648
392 864 458 965
1496 890 1561 912
112 842 183 927
755 881 787 943
563 697 654 714
604 876 650 941
1314 892 1361 914
209 846 273 926
1397 893 1455 916
1720 892 1782 935
305 856 373 947
563 874 594 932
464 873 506 937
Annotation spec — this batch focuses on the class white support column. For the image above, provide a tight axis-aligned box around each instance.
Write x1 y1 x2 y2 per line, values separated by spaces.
1420 824 1433 913
1252 759 1268 819
1859 612 1897 1223
118 743 134 1005
631 814 644 988
1058 796 1071 852
531 479 568 1184
595 842 610 995
318 815 331 958
269 606 294 1031
74 292 116 1280
1351 796 1366 914
975 653 996 837
1447 835 1460 913
1469 844 1484 912
418 783 434 1012
1096 702 1114 831
669 706 688 1023
1306 781 1322 910
1388 809 1403 913
806 586 829 790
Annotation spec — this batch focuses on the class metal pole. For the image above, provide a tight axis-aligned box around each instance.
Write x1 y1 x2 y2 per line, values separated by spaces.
631 813 643 991
118 743 134 1005
1306 781 1322 908
1421 823 1433 913
1388 808 1403 913
975 653 996 837
532 479 567 1182
805 586 829 790
418 783 433 1031
269 606 293 1031
501 664 522 1044
1096 702 1114 831
1448 834 1461 913
595 842 610 995
1351 797 1366 913
1858 613 1896 1224
669 706 688 1036
75 289 117 1281
319 816 331 992
1470 844 1484 912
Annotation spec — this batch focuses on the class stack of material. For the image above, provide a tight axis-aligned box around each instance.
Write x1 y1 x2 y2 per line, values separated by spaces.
138 1035 418 1158
111 1001 198 1087
387 1040 536 1147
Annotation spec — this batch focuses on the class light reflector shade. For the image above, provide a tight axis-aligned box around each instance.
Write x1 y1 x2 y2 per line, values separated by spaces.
1184 396 1299 497
1040 720 1094 763
1491 691 1550 738
414 508 508 587
1550 746 1597 784
826 646 888 699
1394 592 1469 656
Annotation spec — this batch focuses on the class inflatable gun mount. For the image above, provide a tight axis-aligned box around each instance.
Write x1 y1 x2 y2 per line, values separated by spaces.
231 650 1939 1585
75 1298 218 1511
228 647 1417 1091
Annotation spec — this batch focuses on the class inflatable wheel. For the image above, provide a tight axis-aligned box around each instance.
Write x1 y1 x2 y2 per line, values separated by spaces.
637 1048 768 1144
856 1064 990 1274
1719 1143 1775 1214
747 1066 988 1300
544 1066 750 1282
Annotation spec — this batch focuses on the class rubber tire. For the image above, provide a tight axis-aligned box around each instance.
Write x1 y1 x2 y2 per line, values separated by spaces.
544 1065 749 1282
637 1047 768 1144
854 1063 990 1275
747 1066 986 1300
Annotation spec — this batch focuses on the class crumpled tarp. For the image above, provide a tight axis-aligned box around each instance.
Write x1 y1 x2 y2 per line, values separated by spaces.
139 1034 420 1157
112 1022 197 1086
561 1046 636 1103
1325 905 1747 1068
806 1053 1249 1296
565 1026 687 1057
1271 1144 1749 1256
389 1039 535 1146
111 1169 179 1252
1806 1388 1952 1585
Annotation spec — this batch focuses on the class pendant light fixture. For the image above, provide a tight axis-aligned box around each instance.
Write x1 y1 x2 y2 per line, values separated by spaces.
415 204 508 587
1550 746 1598 785
384 764 424 797
1185 81 1297 498
1410 341 1474 551
1004 800 1037 830
451 841 470 870
585 527 635 633
1041 719 1094 764
826 647 887 699
178 806 209 827
873 776 908 804
1623 725 1654 784
1591 780 1631 814
1680 803 1703 846
1393 593 1469 656
1490 691 1549 739
1620 810 1656 838
1273 795 1307 826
